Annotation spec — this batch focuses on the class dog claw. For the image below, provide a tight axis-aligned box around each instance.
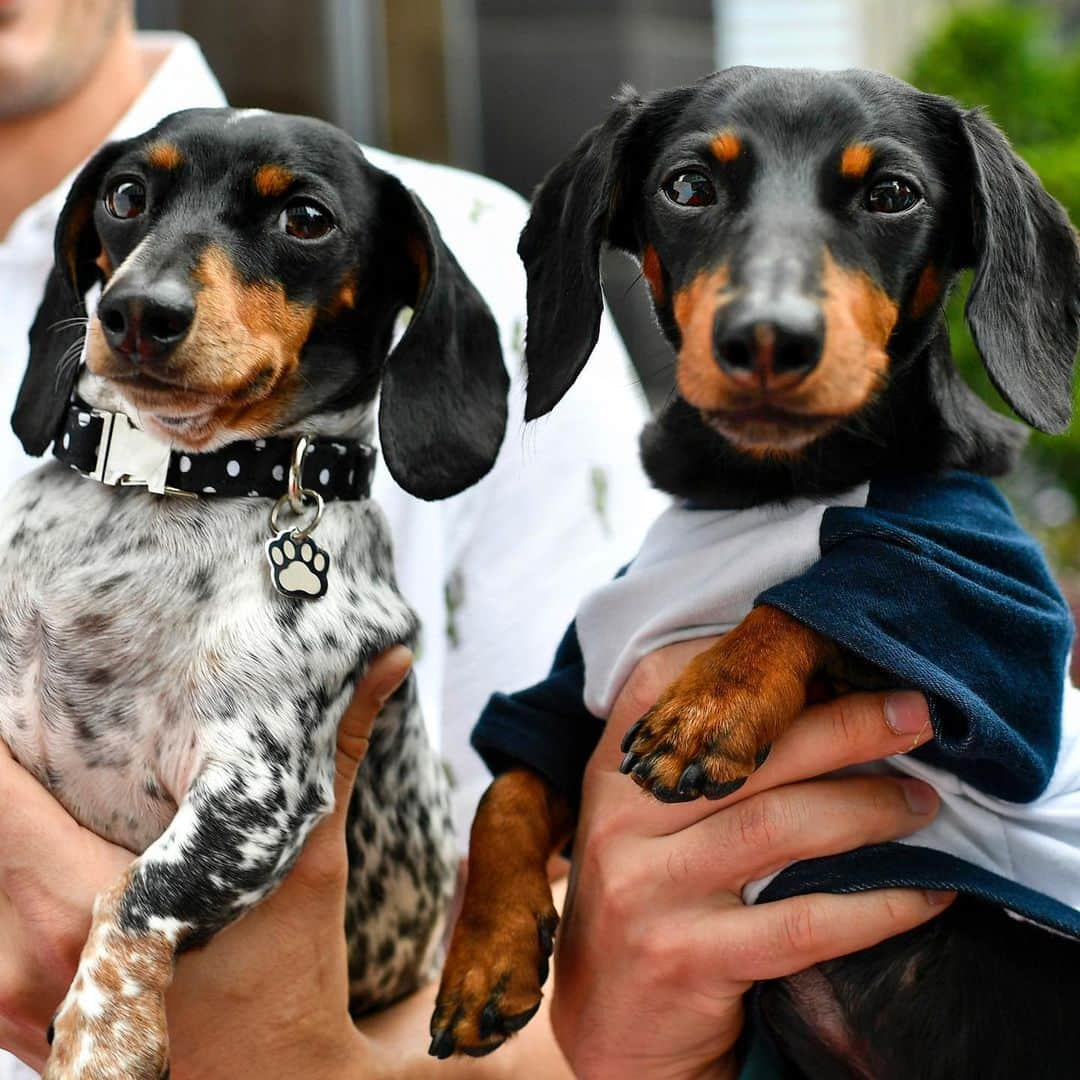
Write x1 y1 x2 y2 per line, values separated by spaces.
620 719 646 753
428 1026 457 1060
755 743 773 768
502 1000 541 1034
479 1001 501 1041
538 914 557 957
651 783 696 803
476 994 542 1048
462 1040 505 1058
703 775 748 800
677 762 704 797
630 752 659 783
619 751 638 774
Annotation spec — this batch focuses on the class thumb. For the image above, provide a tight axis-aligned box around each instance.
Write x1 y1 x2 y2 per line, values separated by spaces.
333 646 414 808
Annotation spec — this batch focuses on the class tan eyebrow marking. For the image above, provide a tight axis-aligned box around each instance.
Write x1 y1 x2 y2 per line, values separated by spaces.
711 131 742 164
253 164 294 198
146 141 183 171
840 144 874 181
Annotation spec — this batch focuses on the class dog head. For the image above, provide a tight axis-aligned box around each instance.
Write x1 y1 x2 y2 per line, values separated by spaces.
519 68 1079 479
15 108 508 500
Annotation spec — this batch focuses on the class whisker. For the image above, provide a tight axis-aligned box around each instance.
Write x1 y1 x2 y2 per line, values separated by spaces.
48 316 90 332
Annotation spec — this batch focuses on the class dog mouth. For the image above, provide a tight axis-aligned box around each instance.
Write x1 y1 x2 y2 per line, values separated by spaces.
702 404 841 454
102 367 280 443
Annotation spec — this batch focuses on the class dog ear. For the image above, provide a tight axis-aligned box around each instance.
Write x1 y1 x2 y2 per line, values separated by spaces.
959 108 1080 433
377 179 508 501
13 140 126 455
518 90 644 421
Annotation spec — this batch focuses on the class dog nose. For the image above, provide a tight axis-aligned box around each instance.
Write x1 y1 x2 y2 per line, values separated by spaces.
99 281 194 362
714 305 823 388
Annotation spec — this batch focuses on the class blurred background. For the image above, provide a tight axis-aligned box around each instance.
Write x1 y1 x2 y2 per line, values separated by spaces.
136 0 1080 595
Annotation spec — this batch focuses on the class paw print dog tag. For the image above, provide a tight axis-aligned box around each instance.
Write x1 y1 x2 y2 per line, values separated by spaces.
267 532 330 600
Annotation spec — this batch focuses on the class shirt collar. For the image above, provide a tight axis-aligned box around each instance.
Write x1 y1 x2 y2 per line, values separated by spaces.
5 32 226 247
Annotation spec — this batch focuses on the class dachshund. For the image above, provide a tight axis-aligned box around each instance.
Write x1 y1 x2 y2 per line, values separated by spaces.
432 67 1080 1078
1 107 508 1079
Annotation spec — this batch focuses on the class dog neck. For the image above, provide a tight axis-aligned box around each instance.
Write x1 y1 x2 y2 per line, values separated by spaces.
640 325 1027 508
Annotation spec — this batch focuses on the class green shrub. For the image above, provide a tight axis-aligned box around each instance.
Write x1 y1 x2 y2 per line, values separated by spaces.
909 4 1080 569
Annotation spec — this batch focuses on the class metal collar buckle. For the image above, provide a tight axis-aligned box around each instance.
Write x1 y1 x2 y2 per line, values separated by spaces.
89 410 196 499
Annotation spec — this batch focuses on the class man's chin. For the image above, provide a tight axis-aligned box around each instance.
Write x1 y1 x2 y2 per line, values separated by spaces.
0 1 27 26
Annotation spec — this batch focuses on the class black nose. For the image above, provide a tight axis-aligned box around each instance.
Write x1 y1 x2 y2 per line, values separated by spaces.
99 280 194 362
715 304 823 388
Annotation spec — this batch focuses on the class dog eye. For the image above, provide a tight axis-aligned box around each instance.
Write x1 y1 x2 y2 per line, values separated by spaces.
662 170 717 208
866 178 921 214
103 179 147 220
280 199 334 240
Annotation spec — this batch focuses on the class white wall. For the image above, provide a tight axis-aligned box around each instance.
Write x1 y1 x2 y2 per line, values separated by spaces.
716 0 863 69
715 0 966 74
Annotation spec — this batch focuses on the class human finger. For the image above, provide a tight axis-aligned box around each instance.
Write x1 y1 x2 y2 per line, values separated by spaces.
655 774 940 889
704 886 955 984
332 646 413 811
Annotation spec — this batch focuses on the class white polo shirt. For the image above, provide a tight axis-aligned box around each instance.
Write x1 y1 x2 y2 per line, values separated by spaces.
0 33 663 1076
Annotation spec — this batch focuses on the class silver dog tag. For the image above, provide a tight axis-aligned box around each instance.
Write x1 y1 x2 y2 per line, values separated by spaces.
266 435 330 600
266 531 331 600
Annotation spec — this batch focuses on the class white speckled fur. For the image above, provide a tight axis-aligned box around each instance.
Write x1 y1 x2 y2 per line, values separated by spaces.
1 390 457 1077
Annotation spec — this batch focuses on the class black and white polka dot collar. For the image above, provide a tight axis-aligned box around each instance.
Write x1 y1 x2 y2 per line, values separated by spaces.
53 401 376 502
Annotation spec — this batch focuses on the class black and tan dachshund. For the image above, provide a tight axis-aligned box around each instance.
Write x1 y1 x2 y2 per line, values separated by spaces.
433 68 1080 1077
4 107 507 1078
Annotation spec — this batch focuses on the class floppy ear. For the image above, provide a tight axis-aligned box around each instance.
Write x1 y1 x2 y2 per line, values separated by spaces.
518 90 644 421
377 179 508 501
960 108 1080 433
13 140 126 455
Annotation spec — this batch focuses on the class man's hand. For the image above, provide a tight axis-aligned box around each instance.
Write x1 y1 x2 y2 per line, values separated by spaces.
552 638 952 1080
0 648 413 1078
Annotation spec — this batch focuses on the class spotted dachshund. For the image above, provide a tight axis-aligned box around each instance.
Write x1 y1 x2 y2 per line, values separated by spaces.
432 68 1080 1074
1 107 508 1079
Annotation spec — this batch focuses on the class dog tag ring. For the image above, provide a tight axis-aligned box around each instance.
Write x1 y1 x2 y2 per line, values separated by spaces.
266 435 331 600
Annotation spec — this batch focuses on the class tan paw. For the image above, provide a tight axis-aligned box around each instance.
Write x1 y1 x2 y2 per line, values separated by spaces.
429 883 557 1057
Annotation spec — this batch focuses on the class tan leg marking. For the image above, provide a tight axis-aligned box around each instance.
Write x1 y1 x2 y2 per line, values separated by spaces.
44 872 178 1080
431 770 572 1057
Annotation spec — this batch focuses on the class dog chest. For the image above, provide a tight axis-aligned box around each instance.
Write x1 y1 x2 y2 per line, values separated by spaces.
0 463 416 853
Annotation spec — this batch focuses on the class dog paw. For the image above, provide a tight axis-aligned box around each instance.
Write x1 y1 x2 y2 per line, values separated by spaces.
430 903 557 1058
43 981 169 1080
266 531 330 599
619 691 773 803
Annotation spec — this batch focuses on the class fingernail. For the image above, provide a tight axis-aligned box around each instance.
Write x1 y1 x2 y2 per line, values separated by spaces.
885 692 931 736
925 889 955 907
372 650 412 703
374 672 406 704
901 779 937 815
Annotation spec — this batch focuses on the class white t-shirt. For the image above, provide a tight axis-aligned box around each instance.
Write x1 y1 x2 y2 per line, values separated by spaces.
0 33 664 1077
